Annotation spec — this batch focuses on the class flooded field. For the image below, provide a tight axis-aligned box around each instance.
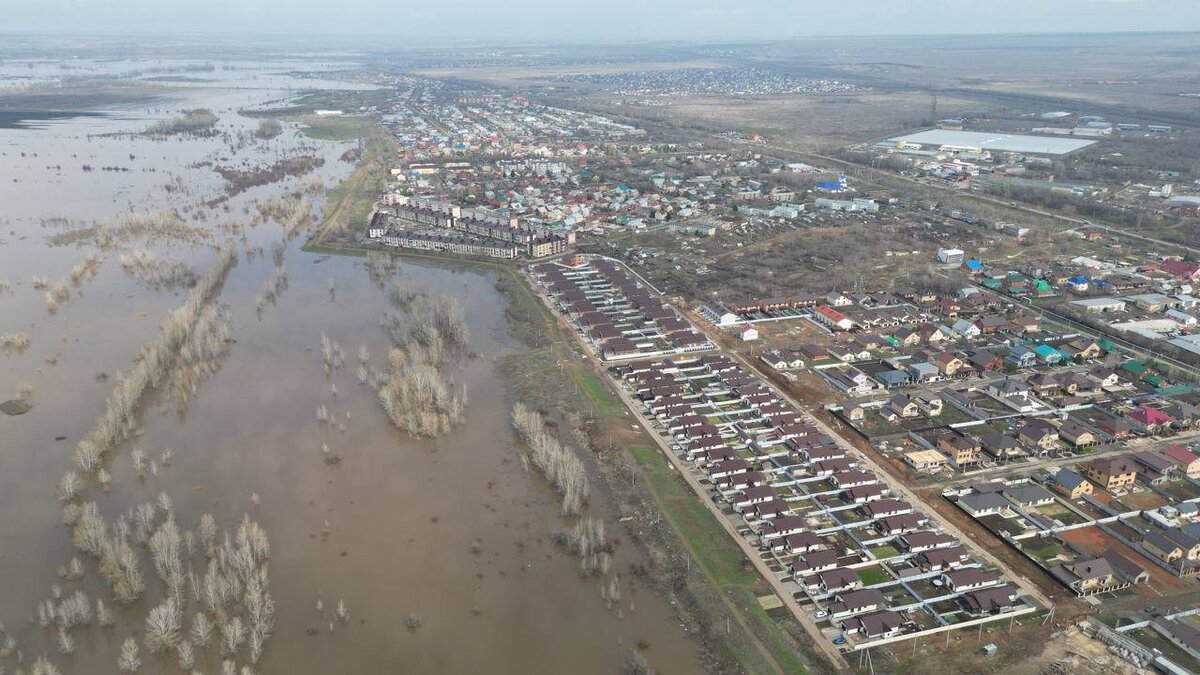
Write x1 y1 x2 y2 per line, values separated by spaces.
0 60 702 674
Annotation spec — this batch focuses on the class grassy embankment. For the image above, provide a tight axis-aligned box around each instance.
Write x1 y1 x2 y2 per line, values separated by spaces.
625 443 809 674
299 116 392 250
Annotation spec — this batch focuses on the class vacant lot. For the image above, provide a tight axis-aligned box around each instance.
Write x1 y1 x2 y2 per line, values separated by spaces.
1113 489 1168 511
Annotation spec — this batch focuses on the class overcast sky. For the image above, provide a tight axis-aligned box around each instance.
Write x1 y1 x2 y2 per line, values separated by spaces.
6 0 1200 39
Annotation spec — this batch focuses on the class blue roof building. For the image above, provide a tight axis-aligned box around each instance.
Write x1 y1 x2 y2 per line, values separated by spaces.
1032 344 1064 364
816 173 849 193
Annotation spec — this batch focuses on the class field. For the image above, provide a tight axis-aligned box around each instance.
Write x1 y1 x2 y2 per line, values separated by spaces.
594 91 981 147
296 114 376 141
574 369 625 419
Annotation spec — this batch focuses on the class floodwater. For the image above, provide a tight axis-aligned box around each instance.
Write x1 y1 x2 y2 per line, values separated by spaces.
0 59 703 673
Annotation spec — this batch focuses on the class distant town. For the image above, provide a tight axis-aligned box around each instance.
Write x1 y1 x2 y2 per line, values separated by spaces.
310 43 1200 673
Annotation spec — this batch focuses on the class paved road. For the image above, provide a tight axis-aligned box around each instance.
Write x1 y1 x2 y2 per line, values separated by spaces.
523 267 849 672
942 444 1143 488
605 369 848 672
942 428 1200 488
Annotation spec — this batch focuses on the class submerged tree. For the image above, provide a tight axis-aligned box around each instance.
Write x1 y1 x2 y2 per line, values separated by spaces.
118 637 141 672
144 597 182 653
511 403 590 516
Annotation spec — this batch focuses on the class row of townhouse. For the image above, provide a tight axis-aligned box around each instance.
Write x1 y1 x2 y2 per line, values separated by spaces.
531 258 713 361
378 230 521 259
608 351 1027 643
369 199 571 257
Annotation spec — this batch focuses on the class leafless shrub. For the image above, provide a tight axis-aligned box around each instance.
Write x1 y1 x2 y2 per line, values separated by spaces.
56 626 74 654
256 263 289 314
69 246 235 486
221 616 245 656
96 598 114 627
96 210 215 250
511 403 590 516
144 597 182 653
118 637 141 672
68 250 101 286
0 634 15 660
255 119 283 139
32 654 63 675
255 196 313 240
56 590 91 629
0 332 30 355
119 248 197 289
365 252 396 288
192 611 214 648
177 638 195 670
57 472 82 502
145 109 219 136
376 292 471 437
131 448 148 479
623 649 656 675
379 351 465 437
64 557 85 581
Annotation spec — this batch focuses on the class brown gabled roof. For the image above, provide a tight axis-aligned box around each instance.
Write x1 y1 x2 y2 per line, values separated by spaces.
1090 456 1137 477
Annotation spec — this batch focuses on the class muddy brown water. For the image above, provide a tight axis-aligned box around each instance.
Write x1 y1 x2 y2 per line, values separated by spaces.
0 59 704 674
